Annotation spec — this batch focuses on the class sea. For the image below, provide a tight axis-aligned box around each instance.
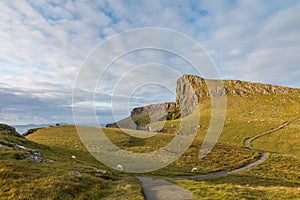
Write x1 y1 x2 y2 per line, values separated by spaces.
13 124 51 135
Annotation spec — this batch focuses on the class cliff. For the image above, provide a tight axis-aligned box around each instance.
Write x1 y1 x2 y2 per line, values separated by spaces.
106 102 177 129
176 74 300 117
131 102 176 117
178 74 300 99
106 74 300 129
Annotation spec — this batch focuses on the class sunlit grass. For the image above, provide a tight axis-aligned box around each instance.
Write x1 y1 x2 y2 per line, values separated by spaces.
0 127 143 200
174 154 300 199
252 120 300 156
1 91 300 199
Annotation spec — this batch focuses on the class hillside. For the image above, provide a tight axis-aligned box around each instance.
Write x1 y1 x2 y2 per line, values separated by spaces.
106 74 300 133
0 124 143 199
102 74 300 199
1 75 300 199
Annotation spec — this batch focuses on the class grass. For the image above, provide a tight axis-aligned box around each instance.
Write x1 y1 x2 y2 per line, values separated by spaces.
0 126 144 200
28 126 259 177
148 93 300 146
174 154 300 199
1 82 300 199
252 120 300 156
167 93 300 199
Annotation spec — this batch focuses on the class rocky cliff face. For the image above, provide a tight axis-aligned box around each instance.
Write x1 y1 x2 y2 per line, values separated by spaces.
176 74 300 117
106 74 300 129
131 102 176 117
177 74 300 99
106 102 177 129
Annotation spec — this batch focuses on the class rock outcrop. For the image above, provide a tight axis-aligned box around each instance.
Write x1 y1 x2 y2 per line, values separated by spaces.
176 74 300 117
0 124 54 163
0 124 22 137
131 102 176 117
106 74 300 129
23 128 42 137
177 74 300 99
106 102 177 129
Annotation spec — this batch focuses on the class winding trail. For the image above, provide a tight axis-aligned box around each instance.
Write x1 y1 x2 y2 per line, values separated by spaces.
137 176 194 200
138 119 298 199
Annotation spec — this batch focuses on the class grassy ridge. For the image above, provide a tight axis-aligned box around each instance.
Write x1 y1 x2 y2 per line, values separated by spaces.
169 93 300 199
103 128 258 176
252 120 300 156
28 126 258 177
174 154 300 199
0 126 143 200
148 93 300 147
1 81 300 199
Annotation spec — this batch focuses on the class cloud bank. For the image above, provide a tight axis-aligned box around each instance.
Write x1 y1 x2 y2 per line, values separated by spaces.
0 0 299 125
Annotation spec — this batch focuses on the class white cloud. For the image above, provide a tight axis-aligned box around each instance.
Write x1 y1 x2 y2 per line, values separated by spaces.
0 0 299 125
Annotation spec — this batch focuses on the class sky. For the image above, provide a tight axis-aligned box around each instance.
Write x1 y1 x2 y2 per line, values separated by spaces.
0 0 300 126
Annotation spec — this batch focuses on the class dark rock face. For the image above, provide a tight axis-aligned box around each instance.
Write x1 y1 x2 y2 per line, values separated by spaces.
23 128 42 137
131 102 176 117
0 124 21 137
0 124 16 133
106 102 177 129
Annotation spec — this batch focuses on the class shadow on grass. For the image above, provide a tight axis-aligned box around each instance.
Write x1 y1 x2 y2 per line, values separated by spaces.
206 174 300 188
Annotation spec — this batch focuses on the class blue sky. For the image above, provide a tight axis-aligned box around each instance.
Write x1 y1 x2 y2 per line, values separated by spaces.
0 0 300 125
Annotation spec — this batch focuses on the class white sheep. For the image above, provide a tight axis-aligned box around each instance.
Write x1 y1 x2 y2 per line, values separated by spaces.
116 164 124 172
191 167 198 173
71 155 76 159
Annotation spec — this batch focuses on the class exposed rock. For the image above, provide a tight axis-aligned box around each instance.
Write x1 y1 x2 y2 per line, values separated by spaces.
176 76 201 117
90 166 107 174
0 137 54 163
96 169 107 174
131 102 176 117
177 74 300 99
106 102 177 129
15 144 43 157
27 155 54 163
0 124 22 137
175 74 300 117
70 170 81 176
23 128 42 137
106 74 300 130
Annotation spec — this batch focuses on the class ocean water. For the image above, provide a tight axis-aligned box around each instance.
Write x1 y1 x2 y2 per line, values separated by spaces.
13 124 49 135
13 123 104 135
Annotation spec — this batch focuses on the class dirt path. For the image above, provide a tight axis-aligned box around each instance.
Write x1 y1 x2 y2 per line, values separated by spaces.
137 176 194 200
138 119 298 199
244 121 290 150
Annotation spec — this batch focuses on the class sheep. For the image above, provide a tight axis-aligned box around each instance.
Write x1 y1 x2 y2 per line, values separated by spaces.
116 164 124 172
191 167 198 173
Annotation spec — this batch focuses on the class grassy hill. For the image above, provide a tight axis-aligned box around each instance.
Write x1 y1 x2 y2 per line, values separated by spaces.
102 75 300 199
1 75 300 199
0 125 143 200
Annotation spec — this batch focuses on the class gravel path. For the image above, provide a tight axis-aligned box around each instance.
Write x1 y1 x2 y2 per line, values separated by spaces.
138 119 297 199
137 176 194 200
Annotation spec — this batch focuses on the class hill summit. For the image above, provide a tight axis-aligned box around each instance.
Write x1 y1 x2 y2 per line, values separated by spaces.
106 74 300 129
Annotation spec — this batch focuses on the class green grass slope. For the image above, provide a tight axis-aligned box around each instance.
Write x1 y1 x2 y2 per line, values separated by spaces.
168 93 300 199
149 93 300 148
174 154 300 199
27 126 259 177
0 125 143 200
1 77 300 199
